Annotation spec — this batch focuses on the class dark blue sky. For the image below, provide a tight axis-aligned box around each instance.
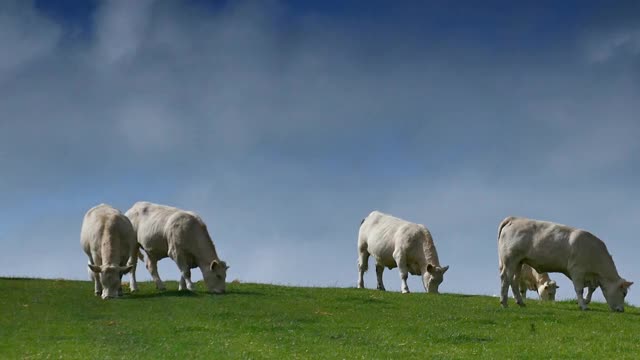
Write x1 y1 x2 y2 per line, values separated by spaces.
1 0 639 304
33 0 615 45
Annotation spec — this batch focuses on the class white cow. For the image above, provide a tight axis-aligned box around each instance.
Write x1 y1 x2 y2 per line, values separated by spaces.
125 201 228 294
498 216 632 311
80 204 139 299
517 264 559 301
357 211 449 293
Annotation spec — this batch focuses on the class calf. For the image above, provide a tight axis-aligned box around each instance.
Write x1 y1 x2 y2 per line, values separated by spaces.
517 264 559 301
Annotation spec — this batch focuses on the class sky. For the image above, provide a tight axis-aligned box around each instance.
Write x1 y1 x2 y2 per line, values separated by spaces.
1 0 639 305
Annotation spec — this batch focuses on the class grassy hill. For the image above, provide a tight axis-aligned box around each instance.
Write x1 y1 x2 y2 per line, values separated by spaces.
1 278 639 359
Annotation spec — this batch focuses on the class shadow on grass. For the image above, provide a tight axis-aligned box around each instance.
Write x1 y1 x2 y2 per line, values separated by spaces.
1 277 40 281
123 290 202 299
445 293 478 298
226 289 266 297
123 288 266 299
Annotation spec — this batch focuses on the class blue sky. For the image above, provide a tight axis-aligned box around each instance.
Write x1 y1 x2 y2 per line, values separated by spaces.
1 0 639 305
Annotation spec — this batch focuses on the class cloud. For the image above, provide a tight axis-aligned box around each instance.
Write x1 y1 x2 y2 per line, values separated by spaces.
0 1 61 81
587 29 640 63
94 0 156 65
1 1 639 306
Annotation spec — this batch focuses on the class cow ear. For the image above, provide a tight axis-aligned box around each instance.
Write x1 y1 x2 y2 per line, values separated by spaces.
210 260 219 271
441 265 449 273
622 281 634 289
88 264 101 273
426 264 435 273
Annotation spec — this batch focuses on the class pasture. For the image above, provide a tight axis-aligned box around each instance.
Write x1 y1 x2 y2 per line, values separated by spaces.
1 278 639 359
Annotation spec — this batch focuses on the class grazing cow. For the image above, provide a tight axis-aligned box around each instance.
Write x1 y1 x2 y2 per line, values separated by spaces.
80 204 139 299
125 201 228 294
517 264 559 301
498 216 632 312
357 211 449 293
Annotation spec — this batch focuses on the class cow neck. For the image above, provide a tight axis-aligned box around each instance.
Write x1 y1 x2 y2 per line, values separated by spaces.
536 271 552 285
421 228 441 268
101 218 120 266
597 268 622 285
195 229 220 265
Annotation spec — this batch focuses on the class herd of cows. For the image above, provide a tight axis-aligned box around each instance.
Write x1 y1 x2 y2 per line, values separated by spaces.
81 202 633 312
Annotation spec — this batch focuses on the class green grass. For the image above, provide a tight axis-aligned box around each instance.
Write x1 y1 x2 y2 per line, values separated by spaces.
1 278 639 359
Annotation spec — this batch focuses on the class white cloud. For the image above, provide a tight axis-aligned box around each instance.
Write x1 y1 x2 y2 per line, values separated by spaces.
94 0 156 65
0 1 61 80
117 100 185 154
586 27 640 63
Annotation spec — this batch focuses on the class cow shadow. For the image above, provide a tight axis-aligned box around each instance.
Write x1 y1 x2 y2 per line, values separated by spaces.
122 288 265 299
225 289 265 297
445 293 477 298
122 290 201 299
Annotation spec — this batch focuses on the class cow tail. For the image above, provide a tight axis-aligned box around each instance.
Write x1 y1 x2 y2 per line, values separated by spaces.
137 244 145 262
497 216 514 271
360 213 371 227
497 216 514 244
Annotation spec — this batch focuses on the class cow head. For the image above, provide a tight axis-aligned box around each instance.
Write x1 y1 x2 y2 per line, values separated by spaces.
537 281 559 301
88 264 133 300
602 279 633 312
423 264 449 294
203 259 229 294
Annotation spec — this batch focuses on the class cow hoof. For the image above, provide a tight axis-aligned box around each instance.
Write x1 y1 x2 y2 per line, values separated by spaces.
377 287 386 291
94 291 101 297
402 290 410 294
517 302 526 307
500 301 508 308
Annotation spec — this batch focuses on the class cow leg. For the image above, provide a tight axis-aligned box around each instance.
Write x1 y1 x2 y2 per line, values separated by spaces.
146 256 166 291
499 260 522 307
357 250 369 289
393 250 410 294
128 249 139 293
375 264 386 291
572 278 588 310
510 263 525 306
520 288 527 300
178 269 194 291
118 273 124 297
129 265 138 293
585 286 596 304
89 268 102 296
499 264 509 307
399 271 410 294
175 255 195 291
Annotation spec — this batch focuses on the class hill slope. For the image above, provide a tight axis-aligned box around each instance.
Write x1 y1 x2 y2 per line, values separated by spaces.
1 278 639 359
